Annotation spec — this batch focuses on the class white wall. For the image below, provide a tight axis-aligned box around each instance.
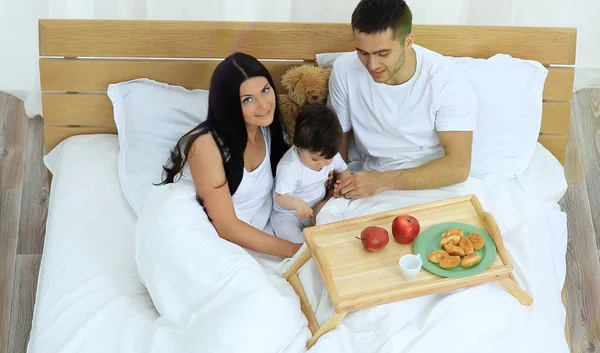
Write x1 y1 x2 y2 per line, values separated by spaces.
0 0 599 117
0 0 292 117
291 0 599 68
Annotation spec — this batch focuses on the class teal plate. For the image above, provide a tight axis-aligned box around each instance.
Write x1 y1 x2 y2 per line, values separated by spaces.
413 222 497 278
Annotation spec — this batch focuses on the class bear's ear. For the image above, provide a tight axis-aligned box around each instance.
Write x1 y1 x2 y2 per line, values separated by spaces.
281 66 304 91
322 67 332 80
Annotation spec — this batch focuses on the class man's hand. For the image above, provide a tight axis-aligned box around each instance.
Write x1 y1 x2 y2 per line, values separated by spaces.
295 200 314 219
335 171 389 200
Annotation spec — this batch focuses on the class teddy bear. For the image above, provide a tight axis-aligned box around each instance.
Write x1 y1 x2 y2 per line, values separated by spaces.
278 64 332 143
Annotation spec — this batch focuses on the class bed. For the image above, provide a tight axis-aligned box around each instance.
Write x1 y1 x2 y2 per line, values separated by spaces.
32 19 576 353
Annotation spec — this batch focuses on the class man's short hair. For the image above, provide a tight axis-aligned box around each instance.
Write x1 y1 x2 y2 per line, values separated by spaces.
293 103 343 159
351 0 413 41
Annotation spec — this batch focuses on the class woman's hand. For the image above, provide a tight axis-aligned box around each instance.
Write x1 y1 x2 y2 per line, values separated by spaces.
287 242 303 257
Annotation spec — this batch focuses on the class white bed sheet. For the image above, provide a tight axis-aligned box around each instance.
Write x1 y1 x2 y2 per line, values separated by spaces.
28 135 157 353
299 176 568 353
28 134 567 353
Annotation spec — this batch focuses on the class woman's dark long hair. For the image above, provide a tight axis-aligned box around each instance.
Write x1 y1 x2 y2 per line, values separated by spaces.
159 52 289 197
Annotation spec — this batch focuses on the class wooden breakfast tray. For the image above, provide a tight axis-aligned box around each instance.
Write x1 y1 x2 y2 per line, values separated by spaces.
283 194 533 348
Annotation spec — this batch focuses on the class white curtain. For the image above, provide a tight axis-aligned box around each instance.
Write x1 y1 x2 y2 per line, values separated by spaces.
0 0 598 117
0 0 292 117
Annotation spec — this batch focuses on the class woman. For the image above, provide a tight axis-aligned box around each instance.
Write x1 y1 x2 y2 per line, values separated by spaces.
160 52 303 258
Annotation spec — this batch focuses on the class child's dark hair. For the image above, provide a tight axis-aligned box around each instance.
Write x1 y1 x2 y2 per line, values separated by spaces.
293 103 343 159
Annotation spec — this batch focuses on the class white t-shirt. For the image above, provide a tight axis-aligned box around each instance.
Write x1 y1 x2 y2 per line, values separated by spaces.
327 44 477 172
273 146 348 213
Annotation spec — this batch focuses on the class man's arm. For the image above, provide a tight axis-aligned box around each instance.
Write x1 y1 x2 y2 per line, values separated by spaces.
340 132 350 162
338 130 472 200
384 130 472 190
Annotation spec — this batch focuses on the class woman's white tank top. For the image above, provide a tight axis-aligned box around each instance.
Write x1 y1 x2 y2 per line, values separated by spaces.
231 127 273 230
181 127 273 231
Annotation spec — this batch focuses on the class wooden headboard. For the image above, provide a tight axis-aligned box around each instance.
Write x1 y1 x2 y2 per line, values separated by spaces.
38 20 576 164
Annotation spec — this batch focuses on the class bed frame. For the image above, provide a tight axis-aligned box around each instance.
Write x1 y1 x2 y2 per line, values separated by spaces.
37 19 576 350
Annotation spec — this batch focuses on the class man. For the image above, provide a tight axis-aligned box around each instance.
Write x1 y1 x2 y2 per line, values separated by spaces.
329 0 477 200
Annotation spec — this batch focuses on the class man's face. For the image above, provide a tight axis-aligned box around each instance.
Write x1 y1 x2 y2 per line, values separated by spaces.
353 28 411 84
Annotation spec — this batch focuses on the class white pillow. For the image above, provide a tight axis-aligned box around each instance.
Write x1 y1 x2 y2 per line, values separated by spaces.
317 51 547 179
107 78 210 216
518 142 568 203
452 54 548 178
315 51 348 68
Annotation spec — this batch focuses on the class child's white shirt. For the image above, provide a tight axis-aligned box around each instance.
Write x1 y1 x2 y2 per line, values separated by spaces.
273 146 348 214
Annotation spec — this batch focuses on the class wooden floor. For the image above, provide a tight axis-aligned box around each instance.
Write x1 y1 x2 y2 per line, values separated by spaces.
0 89 599 353
560 88 600 353
0 92 47 353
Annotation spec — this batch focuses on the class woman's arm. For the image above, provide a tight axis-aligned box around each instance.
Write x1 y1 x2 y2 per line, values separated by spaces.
188 134 302 258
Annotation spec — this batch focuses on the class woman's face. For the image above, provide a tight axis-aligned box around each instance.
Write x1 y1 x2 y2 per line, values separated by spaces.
239 76 275 128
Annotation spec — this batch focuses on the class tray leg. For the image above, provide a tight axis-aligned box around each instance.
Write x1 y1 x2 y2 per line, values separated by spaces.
287 273 319 335
283 245 311 280
307 311 347 349
283 246 319 335
498 276 533 306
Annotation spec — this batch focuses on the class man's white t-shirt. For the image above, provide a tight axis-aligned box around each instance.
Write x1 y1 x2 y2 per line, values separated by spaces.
327 44 477 172
273 146 348 214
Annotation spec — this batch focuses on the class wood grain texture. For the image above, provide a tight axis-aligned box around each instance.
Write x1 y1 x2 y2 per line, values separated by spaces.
572 88 600 249
39 58 574 101
538 135 567 164
564 107 585 185
42 94 114 127
8 255 41 353
0 94 28 188
559 96 600 353
541 102 572 135
39 20 576 64
18 117 48 254
44 126 117 155
544 67 575 101
559 182 600 353
497 277 534 305
303 195 516 312
0 189 21 353
283 246 312 279
287 274 319 336
306 311 347 349
40 58 301 93
41 93 570 161
563 291 572 351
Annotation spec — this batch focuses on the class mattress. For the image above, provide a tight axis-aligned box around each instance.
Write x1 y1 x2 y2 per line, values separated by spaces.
28 135 157 353
27 134 568 353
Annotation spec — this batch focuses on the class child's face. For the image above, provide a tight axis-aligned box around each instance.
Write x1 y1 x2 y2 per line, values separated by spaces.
298 149 333 171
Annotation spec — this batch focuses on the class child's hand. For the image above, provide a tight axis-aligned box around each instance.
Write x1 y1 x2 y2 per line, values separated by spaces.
295 201 314 219
333 180 343 198
333 169 352 198
325 171 334 189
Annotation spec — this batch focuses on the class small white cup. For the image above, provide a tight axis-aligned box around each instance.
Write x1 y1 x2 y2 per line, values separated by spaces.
399 254 422 280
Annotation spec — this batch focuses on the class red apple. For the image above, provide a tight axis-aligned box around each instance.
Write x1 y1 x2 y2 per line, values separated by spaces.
391 214 420 244
358 226 389 252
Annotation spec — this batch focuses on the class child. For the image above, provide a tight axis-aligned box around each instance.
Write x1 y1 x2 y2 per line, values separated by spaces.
270 103 351 244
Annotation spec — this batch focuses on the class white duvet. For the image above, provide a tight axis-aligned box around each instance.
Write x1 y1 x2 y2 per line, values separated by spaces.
135 172 569 353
